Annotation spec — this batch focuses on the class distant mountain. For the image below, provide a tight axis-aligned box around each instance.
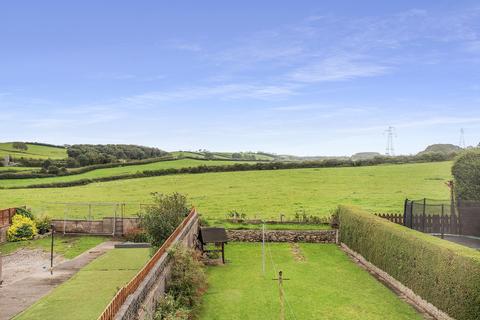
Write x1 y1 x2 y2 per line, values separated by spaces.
418 144 461 155
351 152 382 160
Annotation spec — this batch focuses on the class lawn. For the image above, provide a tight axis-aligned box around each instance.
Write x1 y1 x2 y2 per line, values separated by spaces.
0 162 451 220
0 142 67 160
0 158 255 188
0 235 108 259
199 243 422 319
219 222 332 230
14 248 150 320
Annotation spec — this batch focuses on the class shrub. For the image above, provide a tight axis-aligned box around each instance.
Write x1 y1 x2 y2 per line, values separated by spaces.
123 227 148 243
35 215 52 234
338 205 480 320
154 244 206 320
15 207 34 220
138 192 190 248
452 149 480 201
7 215 38 241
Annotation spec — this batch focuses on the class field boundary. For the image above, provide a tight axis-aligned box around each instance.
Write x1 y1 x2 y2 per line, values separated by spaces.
98 208 199 320
340 243 452 320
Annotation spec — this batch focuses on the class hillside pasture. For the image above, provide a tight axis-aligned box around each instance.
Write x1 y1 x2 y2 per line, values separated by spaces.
0 161 451 220
0 159 256 188
0 142 67 160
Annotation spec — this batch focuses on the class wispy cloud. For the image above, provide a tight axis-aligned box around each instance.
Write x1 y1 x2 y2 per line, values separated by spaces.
289 55 390 82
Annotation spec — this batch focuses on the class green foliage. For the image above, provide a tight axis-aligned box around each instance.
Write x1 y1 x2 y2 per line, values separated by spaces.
452 149 480 201
155 245 206 320
15 207 34 220
12 141 28 150
7 214 38 241
123 227 148 243
66 144 168 167
35 215 52 234
138 192 190 248
338 205 480 320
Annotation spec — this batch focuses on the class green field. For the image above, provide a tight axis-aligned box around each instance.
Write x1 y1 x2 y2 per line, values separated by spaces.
0 235 108 259
14 248 150 320
0 142 67 160
0 159 255 188
200 243 421 319
0 166 35 172
0 161 451 221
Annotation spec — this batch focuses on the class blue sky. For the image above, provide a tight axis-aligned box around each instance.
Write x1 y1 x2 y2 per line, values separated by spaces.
1 1 480 156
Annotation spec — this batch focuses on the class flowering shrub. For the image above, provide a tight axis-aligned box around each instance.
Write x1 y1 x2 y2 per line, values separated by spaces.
7 215 38 241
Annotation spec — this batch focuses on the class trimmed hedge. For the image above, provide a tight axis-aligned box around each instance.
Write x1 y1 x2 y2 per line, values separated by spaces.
338 205 480 320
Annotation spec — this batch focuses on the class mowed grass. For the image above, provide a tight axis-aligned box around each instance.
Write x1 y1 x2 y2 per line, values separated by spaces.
200 243 421 320
0 159 255 188
0 162 451 220
0 235 108 259
0 142 67 159
14 248 150 320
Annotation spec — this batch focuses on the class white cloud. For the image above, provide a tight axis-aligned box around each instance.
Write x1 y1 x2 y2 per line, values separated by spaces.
289 55 390 82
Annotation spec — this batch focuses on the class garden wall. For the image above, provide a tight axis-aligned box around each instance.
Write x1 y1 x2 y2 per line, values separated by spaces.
338 205 480 320
51 217 140 236
113 211 199 320
226 229 337 243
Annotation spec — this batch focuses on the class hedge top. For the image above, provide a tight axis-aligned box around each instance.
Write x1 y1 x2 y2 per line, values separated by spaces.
339 205 480 260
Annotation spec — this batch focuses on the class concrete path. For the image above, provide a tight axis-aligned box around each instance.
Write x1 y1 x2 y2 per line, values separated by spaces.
435 234 480 250
0 241 119 320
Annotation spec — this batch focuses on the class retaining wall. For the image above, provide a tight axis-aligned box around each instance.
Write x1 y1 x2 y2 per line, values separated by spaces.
51 217 140 235
226 229 337 243
115 213 199 320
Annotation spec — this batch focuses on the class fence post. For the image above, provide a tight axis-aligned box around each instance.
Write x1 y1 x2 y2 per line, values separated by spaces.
422 198 426 232
441 204 444 239
403 198 408 227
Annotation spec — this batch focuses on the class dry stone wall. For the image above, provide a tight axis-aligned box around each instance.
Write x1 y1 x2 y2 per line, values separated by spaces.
226 229 337 243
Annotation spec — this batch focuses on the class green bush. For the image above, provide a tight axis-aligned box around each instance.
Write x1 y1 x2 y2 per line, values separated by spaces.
452 149 480 201
15 207 34 220
338 205 480 320
138 192 190 248
7 215 38 241
154 244 206 320
123 227 148 243
35 215 52 234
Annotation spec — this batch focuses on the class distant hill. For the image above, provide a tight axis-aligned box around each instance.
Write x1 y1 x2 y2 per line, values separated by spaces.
351 152 382 160
0 142 67 161
418 144 461 155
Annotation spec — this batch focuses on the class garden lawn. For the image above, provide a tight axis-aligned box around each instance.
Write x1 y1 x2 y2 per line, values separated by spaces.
0 158 255 188
200 243 422 320
0 235 108 258
0 162 451 221
14 248 150 320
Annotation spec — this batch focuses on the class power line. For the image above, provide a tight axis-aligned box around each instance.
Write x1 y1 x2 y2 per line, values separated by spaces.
383 126 396 156
459 128 466 148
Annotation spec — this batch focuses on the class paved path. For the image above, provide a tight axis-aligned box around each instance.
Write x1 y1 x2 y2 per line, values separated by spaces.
435 234 480 250
0 241 119 320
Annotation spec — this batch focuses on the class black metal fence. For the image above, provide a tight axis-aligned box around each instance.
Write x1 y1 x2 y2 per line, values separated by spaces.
403 198 480 237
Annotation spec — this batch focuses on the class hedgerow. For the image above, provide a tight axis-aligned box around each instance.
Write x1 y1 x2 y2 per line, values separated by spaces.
4 155 455 189
338 205 480 320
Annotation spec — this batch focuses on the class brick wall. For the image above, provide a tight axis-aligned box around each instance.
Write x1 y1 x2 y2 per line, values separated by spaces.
51 217 140 235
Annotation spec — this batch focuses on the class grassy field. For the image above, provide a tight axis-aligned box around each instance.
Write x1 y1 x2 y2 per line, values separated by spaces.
0 166 35 172
199 243 421 319
0 159 255 188
14 248 150 320
0 142 66 160
220 222 332 230
0 235 108 259
0 162 451 220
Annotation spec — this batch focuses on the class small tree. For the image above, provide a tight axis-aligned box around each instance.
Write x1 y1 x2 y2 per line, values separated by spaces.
138 192 190 248
12 142 28 150
452 149 480 201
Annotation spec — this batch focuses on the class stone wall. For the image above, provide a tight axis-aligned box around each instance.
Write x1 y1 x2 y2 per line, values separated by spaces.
51 217 140 236
227 229 337 243
115 213 199 320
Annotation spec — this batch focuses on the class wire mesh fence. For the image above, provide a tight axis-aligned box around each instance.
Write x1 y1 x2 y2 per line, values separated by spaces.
404 198 480 237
